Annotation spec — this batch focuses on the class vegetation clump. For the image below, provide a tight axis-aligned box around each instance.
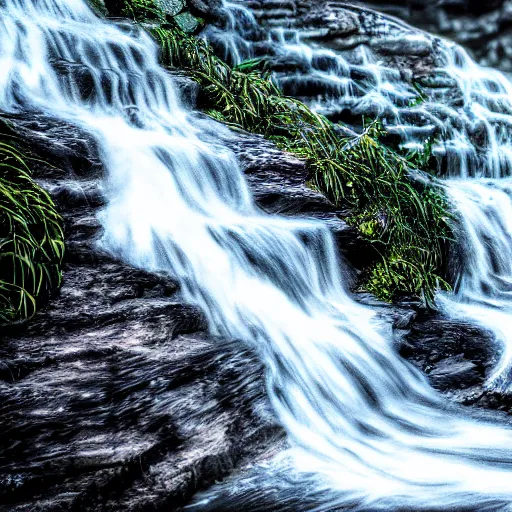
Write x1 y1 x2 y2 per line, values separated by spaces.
0 137 64 323
125 2 453 304
122 0 165 21
301 124 451 303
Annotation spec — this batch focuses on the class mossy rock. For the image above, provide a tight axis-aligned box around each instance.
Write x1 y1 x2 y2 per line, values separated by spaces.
155 0 185 16
174 11 203 32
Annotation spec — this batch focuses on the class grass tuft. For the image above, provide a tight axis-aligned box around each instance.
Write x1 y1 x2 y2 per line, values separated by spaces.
122 0 165 21
298 122 452 303
0 139 64 323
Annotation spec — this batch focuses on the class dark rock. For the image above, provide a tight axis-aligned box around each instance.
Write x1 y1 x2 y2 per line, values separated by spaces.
302 6 360 37
155 0 185 16
103 0 124 16
0 113 281 512
355 0 512 72
398 309 499 397
428 354 481 389
189 0 222 16
170 71 201 107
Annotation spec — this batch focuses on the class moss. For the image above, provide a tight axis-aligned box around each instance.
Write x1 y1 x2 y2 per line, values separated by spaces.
0 135 64 324
139 19 452 304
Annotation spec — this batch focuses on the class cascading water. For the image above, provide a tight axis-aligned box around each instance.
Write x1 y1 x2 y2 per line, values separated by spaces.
438 180 512 392
6 0 512 510
205 2 512 177
206 0 512 393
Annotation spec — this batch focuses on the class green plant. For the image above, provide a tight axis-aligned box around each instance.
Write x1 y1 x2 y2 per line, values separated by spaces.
153 24 327 135
299 123 451 303
122 0 165 21
0 140 64 323
150 22 452 303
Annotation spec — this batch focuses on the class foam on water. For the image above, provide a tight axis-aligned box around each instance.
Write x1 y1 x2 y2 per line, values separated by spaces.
4 0 512 509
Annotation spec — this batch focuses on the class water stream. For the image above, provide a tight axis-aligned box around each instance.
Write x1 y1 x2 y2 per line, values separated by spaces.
206 0 512 392
4 0 512 509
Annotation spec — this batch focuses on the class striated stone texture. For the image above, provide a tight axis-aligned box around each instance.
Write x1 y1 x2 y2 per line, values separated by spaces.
354 0 512 72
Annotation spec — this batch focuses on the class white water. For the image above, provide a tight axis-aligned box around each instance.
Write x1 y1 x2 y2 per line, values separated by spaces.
208 0 512 391
5 0 512 510
207 2 512 177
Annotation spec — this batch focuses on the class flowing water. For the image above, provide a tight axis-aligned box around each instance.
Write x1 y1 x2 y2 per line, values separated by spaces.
206 1 512 393
5 0 512 510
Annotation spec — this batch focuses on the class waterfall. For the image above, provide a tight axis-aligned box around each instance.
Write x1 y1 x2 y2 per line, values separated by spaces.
205 2 512 178
207 0 512 391
438 181 512 392
6 0 512 510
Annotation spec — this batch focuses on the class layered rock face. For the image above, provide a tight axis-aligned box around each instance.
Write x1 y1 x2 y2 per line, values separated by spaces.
358 0 512 72
230 0 512 73
207 0 512 181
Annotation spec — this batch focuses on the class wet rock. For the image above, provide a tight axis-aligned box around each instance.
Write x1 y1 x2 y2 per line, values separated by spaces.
102 0 124 16
190 0 222 13
358 0 512 72
372 36 433 57
174 10 203 32
188 0 213 16
302 6 360 37
399 309 497 393
170 70 201 107
155 0 185 16
0 113 281 512
205 0 448 127
428 354 481 389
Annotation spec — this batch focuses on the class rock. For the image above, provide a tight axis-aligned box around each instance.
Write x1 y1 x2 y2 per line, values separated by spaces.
174 10 203 33
355 0 512 72
184 298 512 512
206 0 446 126
399 309 497 393
170 70 201 107
428 354 481 389
52 58 199 110
302 6 360 37
155 0 185 16
189 0 223 17
0 102 369 511
371 35 433 57
103 0 124 16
